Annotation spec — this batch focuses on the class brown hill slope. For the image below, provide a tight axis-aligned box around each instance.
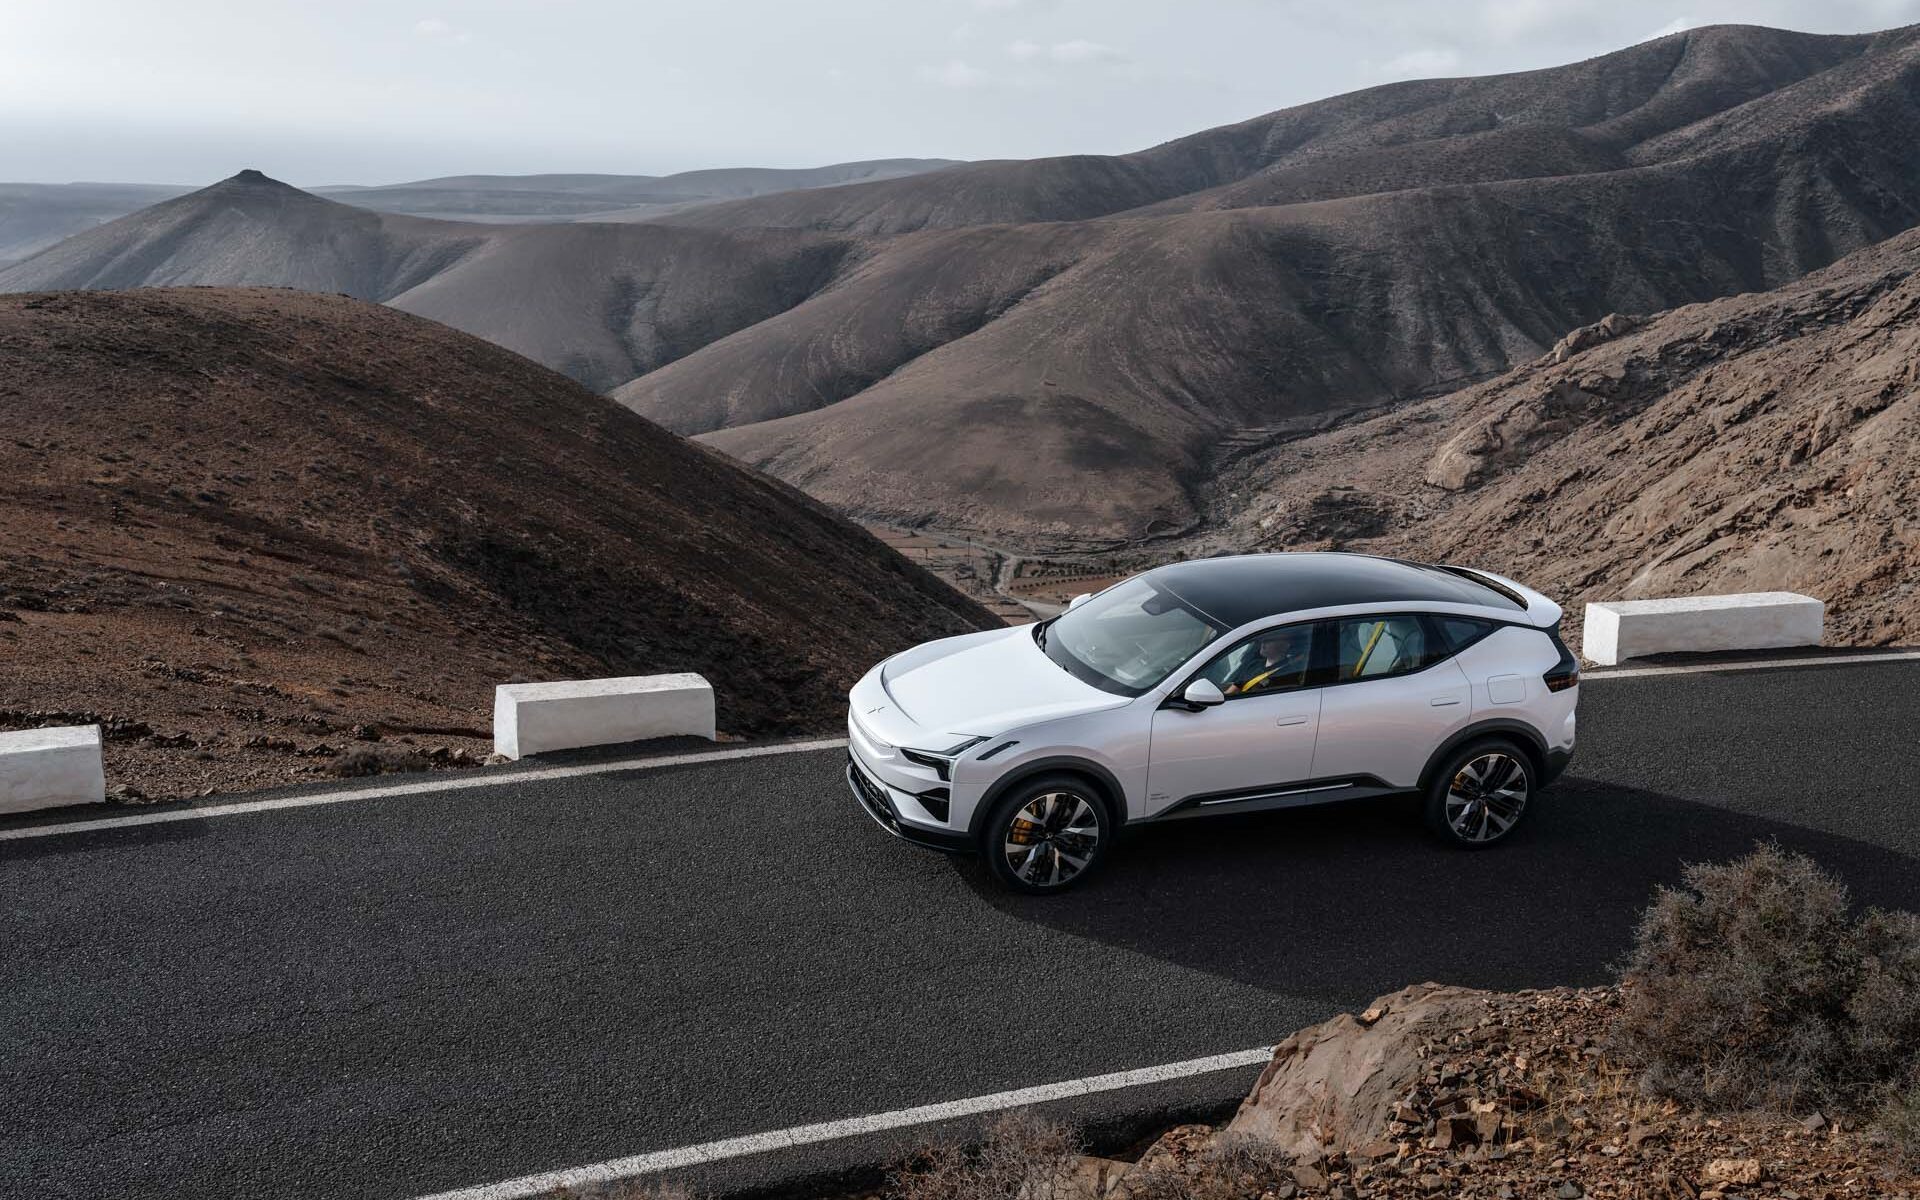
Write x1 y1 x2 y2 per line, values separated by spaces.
646 23 1920 544
0 171 855 391
0 289 994 798
1192 225 1920 648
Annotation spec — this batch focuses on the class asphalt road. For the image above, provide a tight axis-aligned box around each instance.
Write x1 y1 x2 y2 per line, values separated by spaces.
5 657 1920 1199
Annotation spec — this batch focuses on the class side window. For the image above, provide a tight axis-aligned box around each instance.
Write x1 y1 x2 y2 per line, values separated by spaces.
1435 616 1495 654
1329 615 1446 681
1195 623 1319 698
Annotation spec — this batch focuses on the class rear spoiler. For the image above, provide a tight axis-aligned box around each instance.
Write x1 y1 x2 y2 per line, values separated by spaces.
1430 563 1564 629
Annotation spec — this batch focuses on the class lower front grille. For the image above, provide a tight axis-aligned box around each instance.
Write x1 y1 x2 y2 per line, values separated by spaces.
847 755 902 837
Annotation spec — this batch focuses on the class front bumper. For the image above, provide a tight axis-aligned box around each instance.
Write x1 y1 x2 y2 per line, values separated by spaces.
846 755 973 854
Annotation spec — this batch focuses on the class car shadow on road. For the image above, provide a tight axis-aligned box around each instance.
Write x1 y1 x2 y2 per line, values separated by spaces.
953 775 1920 1007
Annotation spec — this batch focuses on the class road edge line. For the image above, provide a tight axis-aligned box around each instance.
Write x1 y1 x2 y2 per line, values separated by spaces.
0 738 850 843
410 1046 1275 1200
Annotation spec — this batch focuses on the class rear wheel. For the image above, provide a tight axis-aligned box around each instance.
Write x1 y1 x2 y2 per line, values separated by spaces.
980 775 1113 894
1424 740 1534 848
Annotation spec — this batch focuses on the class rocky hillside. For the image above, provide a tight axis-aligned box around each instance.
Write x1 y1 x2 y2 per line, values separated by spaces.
1194 224 1920 649
0 289 995 798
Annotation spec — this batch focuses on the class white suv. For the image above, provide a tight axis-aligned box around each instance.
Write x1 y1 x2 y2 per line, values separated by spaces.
847 553 1579 893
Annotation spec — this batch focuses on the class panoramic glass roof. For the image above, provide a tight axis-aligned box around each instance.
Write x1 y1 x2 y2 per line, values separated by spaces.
1147 553 1525 629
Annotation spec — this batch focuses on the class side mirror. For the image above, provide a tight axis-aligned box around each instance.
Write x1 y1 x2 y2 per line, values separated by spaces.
1180 678 1226 710
1068 592 1093 610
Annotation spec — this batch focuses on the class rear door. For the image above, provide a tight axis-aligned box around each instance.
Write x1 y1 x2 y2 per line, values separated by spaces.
1308 614 1472 789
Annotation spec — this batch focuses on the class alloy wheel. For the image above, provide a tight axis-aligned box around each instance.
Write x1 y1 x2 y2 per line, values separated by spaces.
1002 791 1101 888
1444 752 1529 843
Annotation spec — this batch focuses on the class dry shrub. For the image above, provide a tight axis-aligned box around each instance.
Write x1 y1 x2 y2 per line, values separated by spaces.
888 1112 1081 1200
1118 1132 1296 1200
1877 1080 1920 1168
1614 844 1920 1115
328 745 430 778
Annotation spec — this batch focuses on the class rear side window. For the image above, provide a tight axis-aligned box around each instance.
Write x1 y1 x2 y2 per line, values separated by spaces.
1327 616 1447 681
1434 617 1496 654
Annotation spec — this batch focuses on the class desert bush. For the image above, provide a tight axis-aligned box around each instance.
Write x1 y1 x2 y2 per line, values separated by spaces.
888 1112 1081 1200
1849 909 1920 1080
1118 1132 1297 1200
1614 844 1920 1114
1876 1079 1920 1168
327 746 430 778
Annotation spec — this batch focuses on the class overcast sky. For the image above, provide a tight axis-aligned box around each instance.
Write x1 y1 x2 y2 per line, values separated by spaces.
4 0 1918 186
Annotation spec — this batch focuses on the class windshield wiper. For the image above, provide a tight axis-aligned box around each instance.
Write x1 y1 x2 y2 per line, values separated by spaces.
1033 617 1051 651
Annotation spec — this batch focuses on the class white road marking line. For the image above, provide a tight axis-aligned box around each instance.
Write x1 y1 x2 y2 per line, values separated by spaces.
0 738 850 843
1584 649 1920 680
410 1046 1276 1200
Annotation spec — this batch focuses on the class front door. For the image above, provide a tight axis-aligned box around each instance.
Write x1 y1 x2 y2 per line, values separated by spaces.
1145 624 1322 817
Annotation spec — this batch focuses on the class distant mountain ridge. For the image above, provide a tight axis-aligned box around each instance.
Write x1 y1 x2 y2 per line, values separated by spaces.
310 159 959 221
8 23 1920 546
0 170 858 391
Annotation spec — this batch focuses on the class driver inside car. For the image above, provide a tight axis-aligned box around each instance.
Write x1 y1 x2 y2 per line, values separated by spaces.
1223 628 1310 695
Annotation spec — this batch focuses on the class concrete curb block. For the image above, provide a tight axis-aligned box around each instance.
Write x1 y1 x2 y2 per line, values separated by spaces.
0 725 107 815
1582 592 1825 666
493 674 716 760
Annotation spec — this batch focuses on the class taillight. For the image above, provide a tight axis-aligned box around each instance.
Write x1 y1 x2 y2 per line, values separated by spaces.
1543 626 1580 692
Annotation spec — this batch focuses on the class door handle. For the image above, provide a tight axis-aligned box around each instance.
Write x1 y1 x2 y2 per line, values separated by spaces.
1275 715 1310 727
1429 696 1462 707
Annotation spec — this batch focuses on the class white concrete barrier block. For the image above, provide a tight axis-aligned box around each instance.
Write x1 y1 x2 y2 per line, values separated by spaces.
493 673 716 760
1582 592 1825 666
0 725 108 815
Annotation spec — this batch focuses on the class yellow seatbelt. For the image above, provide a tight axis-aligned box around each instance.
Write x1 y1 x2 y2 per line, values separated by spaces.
1353 621 1386 678
1241 664 1282 692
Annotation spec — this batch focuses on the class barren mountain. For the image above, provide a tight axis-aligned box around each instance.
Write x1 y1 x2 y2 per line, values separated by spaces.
0 170 855 391
0 288 993 798
649 23 1920 544
1189 224 1920 648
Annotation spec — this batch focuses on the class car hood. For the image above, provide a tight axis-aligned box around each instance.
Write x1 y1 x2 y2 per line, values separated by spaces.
879 625 1128 738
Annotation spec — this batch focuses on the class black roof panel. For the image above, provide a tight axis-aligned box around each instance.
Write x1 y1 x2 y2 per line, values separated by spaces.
1147 553 1525 628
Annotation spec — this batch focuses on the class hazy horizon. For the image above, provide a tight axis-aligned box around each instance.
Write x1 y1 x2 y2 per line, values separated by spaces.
5 0 1920 187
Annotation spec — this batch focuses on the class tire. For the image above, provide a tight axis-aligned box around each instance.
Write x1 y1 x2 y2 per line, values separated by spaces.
1424 739 1536 849
980 774 1114 894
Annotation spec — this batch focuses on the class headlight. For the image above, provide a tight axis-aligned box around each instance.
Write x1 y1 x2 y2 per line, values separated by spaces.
900 736 989 781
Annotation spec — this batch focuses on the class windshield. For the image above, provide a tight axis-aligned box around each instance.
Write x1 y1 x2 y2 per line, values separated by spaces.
1036 577 1226 697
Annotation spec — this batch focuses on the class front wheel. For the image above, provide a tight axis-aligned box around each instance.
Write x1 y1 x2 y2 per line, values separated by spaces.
980 776 1113 894
1424 740 1535 848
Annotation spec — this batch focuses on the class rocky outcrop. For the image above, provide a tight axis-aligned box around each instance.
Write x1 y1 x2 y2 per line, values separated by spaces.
1227 984 1494 1160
